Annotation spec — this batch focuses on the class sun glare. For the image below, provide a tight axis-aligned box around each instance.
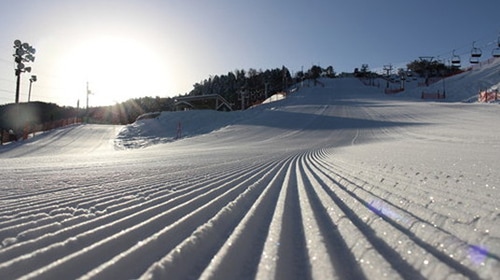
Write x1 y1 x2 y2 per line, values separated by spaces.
59 36 169 107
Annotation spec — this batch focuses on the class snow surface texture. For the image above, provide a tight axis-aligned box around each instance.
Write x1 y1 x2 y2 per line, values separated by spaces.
0 60 499 279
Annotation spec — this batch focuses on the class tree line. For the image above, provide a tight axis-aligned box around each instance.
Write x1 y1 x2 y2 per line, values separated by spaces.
1 65 336 131
187 65 335 110
405 59 463 77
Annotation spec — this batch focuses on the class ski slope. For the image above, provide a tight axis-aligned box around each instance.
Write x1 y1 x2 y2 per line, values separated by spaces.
0 74 499 279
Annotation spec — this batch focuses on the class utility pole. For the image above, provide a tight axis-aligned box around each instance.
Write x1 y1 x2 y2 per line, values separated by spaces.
86 82 95 111
301 65 304 87
13 40 36 103
383 64 393 88
76 99 80 123
264 82 269 99
15 72 21 104
86 82 94 123
28 75 37 102
282 65 287 92
12 40 36 133
86 81 91 112
240 89 246 110
442 60 447 98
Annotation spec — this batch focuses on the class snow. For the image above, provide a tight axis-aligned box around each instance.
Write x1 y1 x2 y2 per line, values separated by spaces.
402 57 500 102
0 59 499 279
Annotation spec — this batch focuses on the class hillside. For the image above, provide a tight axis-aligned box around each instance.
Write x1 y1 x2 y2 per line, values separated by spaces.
402 58 500 102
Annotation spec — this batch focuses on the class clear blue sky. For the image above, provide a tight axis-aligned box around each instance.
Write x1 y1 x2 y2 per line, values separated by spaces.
0 0 498 106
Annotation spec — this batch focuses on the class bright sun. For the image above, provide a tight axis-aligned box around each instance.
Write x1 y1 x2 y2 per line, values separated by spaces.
59 35 169 106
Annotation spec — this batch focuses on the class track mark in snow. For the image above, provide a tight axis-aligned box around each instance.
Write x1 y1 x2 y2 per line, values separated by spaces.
351 129 360 145
193 158 290 279
273 157 310 280
297 155 365 279
313 149 495 279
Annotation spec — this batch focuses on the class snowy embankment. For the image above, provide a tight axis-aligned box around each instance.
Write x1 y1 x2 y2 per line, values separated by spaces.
115 109 246 149
403 57 500 102
0 75 499 279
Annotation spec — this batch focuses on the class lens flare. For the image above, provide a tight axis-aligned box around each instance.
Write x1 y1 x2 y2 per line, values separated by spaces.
468 245 489 265
368 199 411 226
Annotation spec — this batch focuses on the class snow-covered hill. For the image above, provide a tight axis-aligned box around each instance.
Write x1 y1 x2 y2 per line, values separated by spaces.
403 57 500 102
0 73 499 279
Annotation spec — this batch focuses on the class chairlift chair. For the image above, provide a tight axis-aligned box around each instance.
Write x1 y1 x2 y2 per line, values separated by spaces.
470 41 482 58
469 41 482 64
469 57 479 64
492 36 500 58
451 50 461 67
492 48 500 58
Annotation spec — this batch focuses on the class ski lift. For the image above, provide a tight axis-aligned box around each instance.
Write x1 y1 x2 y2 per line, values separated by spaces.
451 49 461 67
492 36 500 58
470 57 479 64
493 48 500 58
470 41 482 64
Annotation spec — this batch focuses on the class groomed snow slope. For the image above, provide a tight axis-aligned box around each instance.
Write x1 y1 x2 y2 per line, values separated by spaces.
0 77 499 279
